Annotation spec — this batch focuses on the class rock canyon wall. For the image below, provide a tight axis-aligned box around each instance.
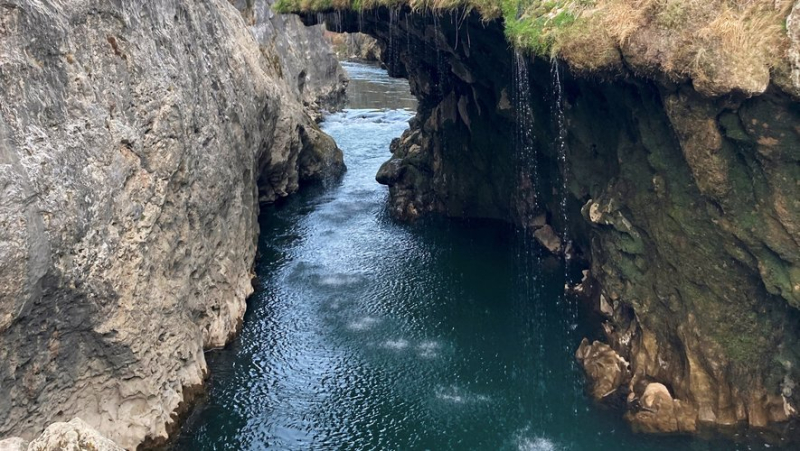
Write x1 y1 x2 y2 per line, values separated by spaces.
292 3 800 440
0 0 343 448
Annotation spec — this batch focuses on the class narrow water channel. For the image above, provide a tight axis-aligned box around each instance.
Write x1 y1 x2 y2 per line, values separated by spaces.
175 62 766 451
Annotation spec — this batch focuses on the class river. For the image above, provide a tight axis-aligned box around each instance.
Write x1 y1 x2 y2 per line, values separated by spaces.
174 61 772 450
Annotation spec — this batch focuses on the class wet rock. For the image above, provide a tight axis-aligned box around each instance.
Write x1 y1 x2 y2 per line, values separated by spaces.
576 339 631 401
626 383 697 434
531 214 547 228
533 225 563 254
376 158 404 185
599 294 614 318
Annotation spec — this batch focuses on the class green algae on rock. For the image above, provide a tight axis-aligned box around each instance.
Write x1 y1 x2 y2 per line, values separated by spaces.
286 2 800 442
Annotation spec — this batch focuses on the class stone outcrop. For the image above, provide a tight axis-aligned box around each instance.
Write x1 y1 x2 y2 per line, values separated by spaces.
576 339 630 402
625 382 698 434
232 0 348 119
0 0 343 448
297 5 800 441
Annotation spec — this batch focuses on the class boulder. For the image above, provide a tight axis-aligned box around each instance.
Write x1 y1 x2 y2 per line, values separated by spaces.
626 383 697 433
576 339 630 401
533 225 563 254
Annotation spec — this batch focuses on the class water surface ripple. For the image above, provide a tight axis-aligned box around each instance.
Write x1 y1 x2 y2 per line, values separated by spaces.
175 62 769 451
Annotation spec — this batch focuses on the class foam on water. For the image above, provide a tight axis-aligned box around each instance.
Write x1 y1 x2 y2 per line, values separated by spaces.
382 339 410 350
518 437 561 451
347 316 381 331
317 273 364 287
416 340 441 359
435 385 491 404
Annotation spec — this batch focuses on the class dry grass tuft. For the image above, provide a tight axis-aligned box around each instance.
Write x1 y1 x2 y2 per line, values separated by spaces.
276 0 795 95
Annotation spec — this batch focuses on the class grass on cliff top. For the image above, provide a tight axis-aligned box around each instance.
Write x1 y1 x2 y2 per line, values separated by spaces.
276 0 792 92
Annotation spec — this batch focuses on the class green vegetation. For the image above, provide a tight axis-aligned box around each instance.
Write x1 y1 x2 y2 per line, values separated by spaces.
275 0 586 57
276 0 792 94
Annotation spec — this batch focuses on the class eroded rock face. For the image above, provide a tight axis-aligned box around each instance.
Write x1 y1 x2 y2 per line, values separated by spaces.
575 339 630 401
27 418 122 451
301 6 800 440
0 438 28 451
232 0 349 119
625 383 697 434
0 0 342 448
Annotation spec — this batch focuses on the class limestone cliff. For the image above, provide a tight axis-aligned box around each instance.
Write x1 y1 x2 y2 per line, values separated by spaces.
0 0 343 448
233 0 349 119
292 3 800 441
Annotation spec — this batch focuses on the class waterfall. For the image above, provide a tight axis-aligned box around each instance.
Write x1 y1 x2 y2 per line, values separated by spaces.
335 9 342 33
513 50 548 430
550 58 570 276
388 8 395 73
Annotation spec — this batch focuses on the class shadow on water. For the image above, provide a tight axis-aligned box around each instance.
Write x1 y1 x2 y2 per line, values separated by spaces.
173 62 776 450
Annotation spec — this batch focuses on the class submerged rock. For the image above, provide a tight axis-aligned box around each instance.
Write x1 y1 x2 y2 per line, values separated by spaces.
533 225 563 255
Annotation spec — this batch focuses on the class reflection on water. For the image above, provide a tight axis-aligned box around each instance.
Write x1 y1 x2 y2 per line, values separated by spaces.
341 60 417 110
174 62 772 450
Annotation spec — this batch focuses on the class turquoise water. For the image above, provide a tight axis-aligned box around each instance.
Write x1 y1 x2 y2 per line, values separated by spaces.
174 62 775 450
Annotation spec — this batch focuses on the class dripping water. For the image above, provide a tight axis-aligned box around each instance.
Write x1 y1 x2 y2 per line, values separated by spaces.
513 50 547 430
335 9 343 33
551 57 581 419
388 8 401 74
406 11 412 54
388 8 395 73
432 13 446 97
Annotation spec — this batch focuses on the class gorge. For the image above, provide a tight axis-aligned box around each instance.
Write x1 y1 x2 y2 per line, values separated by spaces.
282 0 800 444
0 0 799 449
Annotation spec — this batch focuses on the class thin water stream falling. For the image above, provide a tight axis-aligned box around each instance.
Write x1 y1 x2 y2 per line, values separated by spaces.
173 61 768 451
549 57 580 417
513 49 547 430
388 9 396 73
